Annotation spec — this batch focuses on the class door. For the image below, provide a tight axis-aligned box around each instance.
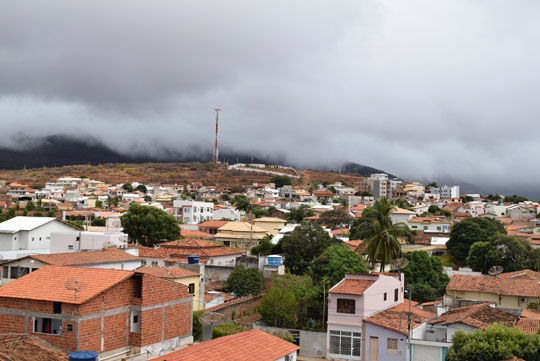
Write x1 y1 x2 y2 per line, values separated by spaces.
369 336 378 361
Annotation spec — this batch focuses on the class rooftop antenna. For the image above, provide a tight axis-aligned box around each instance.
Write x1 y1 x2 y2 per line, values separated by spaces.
488 265 504 276
213 108 221 165
65 279 88 301
391 258 409 282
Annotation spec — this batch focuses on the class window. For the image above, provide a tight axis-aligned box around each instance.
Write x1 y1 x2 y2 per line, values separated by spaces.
68 245 74 250
141 260 147 266
387 338 398 354
151 261 158 267
188 283 195 294
53 302 62 314
423 226 428 230
337 299 355 314
520 297 529 303
329 330 361 356
34 317 62 335
384 292 387 301
10 266 19 279
66 324 73 332
394 288 399 302
130 311 141 333
2 266 8 279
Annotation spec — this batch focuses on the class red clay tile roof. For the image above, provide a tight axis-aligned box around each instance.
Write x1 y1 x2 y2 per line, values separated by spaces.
30 249 140 266
447 274 540 298
313 190 334 197
132 241 243 259
181 229 214 240
136 266 198 279
430 303 517 330
198 220 229 228
344 239 366 252
0 265 133 304
408 216 449 224
152 329 299 361
515 318 540 334
498 269 540 280
364 300 434 335
331 228 350 235
329 279 375 295
161 238 221 248
520 309 540 320
164 255 209 264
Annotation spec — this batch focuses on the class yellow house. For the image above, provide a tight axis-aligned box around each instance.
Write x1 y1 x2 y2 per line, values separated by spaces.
253 217 286 236
214 221 268 250
137 266 204 311
446 270 540 310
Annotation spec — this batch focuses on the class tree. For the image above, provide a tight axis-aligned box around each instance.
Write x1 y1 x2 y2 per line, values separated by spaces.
446 324 540 361
135 184 147 193
26 201 35 212
319 208 353 230
225 265 263 297
36 199 43 211
428 205 441 214
446 217 506 263
281 222 339 274
486 194 502 202
286 205 315 223
460 195 474 202
355 191 372 197
270 175 292 188
427 182 438 188
95 199 103 209
259 274 319 328
309 243 369 287
120 204 180 247
122 183 133 192
503 194 529 204
402 251 450 303
233 195 253 217
467 235 534 274
251 234 276 256
350 198 413 271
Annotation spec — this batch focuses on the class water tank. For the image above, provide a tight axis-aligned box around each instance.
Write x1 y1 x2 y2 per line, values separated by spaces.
69 351 98 361
188 255 200 264
267 255 282 267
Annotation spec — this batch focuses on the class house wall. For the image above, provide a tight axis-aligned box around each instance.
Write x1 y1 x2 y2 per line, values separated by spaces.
450 290 540 309
363 323 407 361
173 275 202 311
253 220 285 236
50 232 128 253
24 221 80 250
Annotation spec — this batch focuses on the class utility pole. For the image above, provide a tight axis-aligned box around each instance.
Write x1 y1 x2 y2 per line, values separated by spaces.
407 285 412 361
213 108 221 165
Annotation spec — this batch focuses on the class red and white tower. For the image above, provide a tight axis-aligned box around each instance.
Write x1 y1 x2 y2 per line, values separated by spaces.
213 108 221 164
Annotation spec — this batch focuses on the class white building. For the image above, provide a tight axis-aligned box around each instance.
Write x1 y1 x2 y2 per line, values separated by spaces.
431 185 460 199
213 207 241 221
0 217 80 259
173 200 214 224
50 231 128 253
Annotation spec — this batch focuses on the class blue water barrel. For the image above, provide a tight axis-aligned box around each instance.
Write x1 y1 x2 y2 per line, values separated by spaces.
188 255 200 264
267 255 282 267
69 351 98 361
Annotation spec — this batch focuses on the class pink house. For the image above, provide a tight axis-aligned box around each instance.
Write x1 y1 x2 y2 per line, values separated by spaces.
327 273 404 360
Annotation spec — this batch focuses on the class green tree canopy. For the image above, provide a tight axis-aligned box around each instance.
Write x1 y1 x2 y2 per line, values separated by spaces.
446 324 540 361
350 198 413 271
319 208 353 230
446 217 506 263
259 274 319 328
402 251 450 303
135 184 147 193
225 265 263 297
286 205 315 223
467 235 537 274
270 175 292 188
355 191 372 197
120 204 180 247
309 243 369 287
26 201 35 212
503 194 529 204
251 234 277 256
122 183 133 192
281 222 339 274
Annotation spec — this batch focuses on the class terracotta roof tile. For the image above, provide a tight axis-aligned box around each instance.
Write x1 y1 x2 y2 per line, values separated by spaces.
0 265 133 304
447 273 540 298
515 318 540 334
136 266 198 279
181 229 214 240
152 329 299 361
364 300 434 334
329 279 375 295
30 249 139 266
430 303 517 330
198 220 229 228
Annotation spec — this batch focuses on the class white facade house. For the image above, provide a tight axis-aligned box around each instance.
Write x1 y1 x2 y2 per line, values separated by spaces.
431 185 460 199
0 217 79 259
213 207 241 221
173 200 214 224
49 231 128 253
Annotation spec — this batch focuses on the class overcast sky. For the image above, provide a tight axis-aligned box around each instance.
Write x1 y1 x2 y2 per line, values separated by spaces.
1 1 539 196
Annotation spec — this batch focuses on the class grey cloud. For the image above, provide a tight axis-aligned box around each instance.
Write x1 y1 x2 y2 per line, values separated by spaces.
0 0 540 197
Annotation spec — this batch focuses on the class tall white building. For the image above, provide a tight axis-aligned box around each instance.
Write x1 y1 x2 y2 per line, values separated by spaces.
173 200 214 224
432 185 460 199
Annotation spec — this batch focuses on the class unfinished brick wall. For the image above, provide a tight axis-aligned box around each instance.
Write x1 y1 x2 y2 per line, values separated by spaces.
0 313 25 333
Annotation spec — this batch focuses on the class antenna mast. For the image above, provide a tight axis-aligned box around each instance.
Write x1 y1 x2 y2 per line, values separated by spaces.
213 108 221 164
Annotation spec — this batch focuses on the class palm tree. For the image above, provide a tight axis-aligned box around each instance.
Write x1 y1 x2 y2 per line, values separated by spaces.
352 198 412 271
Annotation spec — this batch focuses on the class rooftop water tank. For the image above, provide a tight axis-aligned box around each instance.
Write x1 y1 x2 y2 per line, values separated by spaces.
69 351 98 361
188 255 200 264
267 255 282 267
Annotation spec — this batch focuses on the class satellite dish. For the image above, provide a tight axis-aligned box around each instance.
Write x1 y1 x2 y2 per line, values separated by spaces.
64 280 88 301
102 241 116 249
443 295 455 307
488 265 504 276
391 258 410 271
